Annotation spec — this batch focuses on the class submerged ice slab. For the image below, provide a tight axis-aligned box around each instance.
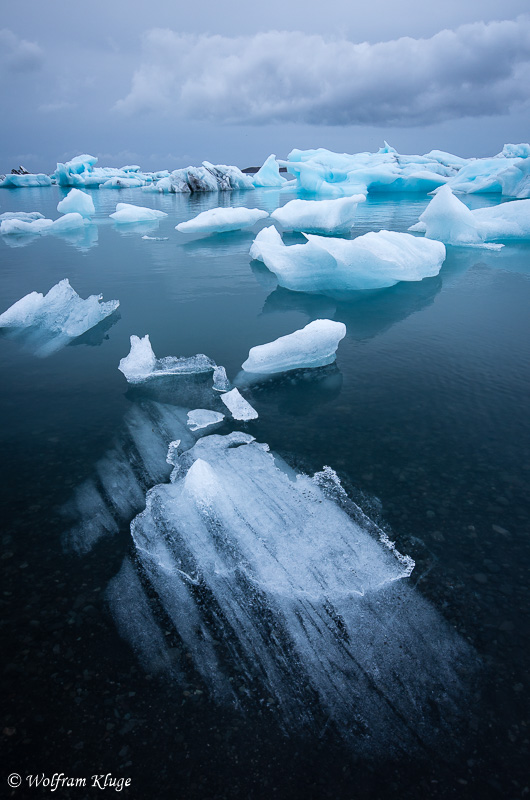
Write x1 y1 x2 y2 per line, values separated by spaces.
0 278 119 357
409 185 530 245
57 188 95 217
187 409 225 431
116 431 472 747
176 207 269 234
242 319 346 375
119 335 216 383
220 388 258 420
251 226 446 292
271 194 366 234
110 203 167 223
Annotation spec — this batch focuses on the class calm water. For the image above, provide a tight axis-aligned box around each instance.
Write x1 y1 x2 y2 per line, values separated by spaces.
1 185 529 799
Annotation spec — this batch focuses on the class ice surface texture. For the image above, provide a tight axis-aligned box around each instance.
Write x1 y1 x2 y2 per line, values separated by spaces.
110 203 167 223
409 185 530 245
57 188 95 217
251 226 446 292
242 319 346 374
176 207 269 234
271 194 366 234
119 335 216 383
110 432 472 749
220 388 258 420
0 279 119 357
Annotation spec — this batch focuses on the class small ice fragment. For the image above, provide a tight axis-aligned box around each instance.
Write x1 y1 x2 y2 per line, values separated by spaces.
212 366 230 392
221 388 258 421
166 440 182 465
110 203 168 223
242 320 346 375
119 335 216 383
141 235 169 240
176 207 269 234
187 409 225 431
271 194 366 234
57 188 95 218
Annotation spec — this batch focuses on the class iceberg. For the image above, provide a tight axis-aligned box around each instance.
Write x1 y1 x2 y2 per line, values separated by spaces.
0 212 89 237
57 188 95 217
271 194 366 234
101 176 147 189
187 409 225 431
242 319 346 375
176 207 269 234
251 226 446 292
148 162 254 193
0 173 52 188
119 335 216 383
220 388 258 420
409 185 530 245
251 154 287 187
110 203 168 223
115 431 472 747
0 278 119 357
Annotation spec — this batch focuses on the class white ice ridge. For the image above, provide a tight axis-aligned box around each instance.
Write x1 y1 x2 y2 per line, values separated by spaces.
0 279 119 357
119 334 216 383
251 226 446 292
271 194 366 234
251 154 287 187
187 409 225 431
57 188 95 217
176 207 269 234
409 185 530 246
116 432 473 747
220 388 258 420
110 203 168 223
242 320 346 375
0 212 89 237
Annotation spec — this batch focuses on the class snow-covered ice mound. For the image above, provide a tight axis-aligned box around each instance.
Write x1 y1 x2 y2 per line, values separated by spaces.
119 335 216 383
242 319 346 375
187 409 225 431
271 195 366 234
108 432 473 749
409 185 530 246
251 226 446 292
0 278 119 357
110 203 168 223
0 212 90 237
176 207 269 234
57 188 95 217
220 388 258 420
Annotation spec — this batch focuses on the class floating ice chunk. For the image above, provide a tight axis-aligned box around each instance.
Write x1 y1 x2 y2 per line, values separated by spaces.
141 235 169 240
251 154 287 187
0 211 45 222
409 185 530 245
176 207 269 234
119 335 216 383
1 217 54 235
242 320 346 375
220 388 258 420
49 212 89 233
0 278 119 357
110 203 168 223
251 226 446 292
57 188 95 217
212 365 230 392
187 409 225 431
101 176 146 189
271 194 366 234
0 173 52 188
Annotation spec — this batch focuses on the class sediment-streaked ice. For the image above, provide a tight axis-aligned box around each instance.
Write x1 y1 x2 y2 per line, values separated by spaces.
187 409 225 431
271 194 366 234
409 185 530 245
220 388 258 420
251 226 446 292
119 335 216 383
111 431 472 750
110 203 168 223
0 278 119 357
242 319 346 375
57 188 95 217
176 207 269 234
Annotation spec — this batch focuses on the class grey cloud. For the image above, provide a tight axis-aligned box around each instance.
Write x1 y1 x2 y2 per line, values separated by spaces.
0 28 44 74
115 16 530 126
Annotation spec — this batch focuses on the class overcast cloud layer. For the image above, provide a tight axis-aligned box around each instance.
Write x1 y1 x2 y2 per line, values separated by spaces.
116 16 530 127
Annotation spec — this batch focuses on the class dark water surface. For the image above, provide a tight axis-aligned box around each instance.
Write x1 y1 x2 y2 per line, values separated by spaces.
1 186 529 799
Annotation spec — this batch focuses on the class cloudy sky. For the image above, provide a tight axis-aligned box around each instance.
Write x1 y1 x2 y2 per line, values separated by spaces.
1 0 529 172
